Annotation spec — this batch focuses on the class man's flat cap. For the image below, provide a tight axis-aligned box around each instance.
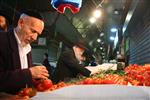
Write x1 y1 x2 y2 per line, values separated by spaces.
21 10 43 20
74 40 89 51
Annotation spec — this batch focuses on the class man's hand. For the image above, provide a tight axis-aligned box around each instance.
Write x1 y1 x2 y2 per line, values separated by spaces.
85 66 101 75
29 66 49 79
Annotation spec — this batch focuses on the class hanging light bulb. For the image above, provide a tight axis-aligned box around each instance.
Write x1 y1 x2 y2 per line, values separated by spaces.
89 17 96 23
93 10 102 18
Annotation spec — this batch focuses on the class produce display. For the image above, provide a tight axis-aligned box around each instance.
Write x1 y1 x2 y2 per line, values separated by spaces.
32 79 53 91
18 87 36 98
124 64 150 86
18 64 150 98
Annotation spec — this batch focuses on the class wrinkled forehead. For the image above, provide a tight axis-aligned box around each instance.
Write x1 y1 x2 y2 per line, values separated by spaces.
27 16 44 33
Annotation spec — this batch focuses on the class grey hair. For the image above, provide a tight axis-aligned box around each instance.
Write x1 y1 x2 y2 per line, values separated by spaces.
19 13 29 19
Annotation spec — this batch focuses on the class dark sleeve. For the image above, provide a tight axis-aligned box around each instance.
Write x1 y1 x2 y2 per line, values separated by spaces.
0 64 33 93
62 51 91 77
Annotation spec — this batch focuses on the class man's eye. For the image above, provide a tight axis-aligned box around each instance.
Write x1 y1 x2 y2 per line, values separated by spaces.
30 29 40 35
31 30 37 33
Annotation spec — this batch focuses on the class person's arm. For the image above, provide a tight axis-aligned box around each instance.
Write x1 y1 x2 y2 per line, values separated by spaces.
62 51 91 77
0 65 49 93
85 66 101 75
0 67 32 93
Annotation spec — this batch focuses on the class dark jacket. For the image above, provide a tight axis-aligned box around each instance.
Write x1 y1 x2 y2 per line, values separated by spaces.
52 49 91 83
0 29 33 94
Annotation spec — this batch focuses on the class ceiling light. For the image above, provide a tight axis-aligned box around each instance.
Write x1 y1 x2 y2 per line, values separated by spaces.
97 39 101 42
102 53 105 55
110 37 115 41
93 10 102 18
111 28 117 32
114 10 119 15
89 17 96 23
102 55 105 59
100 47 103 50
89 41 93 46
100 32 104 37
114 9 119 15
93 48 97 52
103 49 105 52
101 42 104 45
82 34 86 38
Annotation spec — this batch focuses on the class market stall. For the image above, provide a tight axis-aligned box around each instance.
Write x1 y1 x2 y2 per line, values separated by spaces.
32 85 150 100
16 64 150 100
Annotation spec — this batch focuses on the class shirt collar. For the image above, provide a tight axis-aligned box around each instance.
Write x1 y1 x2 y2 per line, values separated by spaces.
14 29 31 53
14 29 21 45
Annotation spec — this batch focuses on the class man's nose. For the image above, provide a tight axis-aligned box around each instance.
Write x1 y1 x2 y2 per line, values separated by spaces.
31 33 38 41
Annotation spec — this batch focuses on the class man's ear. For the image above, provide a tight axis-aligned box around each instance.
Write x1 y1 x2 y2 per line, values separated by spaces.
18 18 24 29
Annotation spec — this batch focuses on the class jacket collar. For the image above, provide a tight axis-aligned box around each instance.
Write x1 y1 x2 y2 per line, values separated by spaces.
7 29 21 68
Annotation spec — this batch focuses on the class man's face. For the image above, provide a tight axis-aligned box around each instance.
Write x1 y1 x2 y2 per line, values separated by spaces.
18 16 44 46
80 55 86 62
0 15 7 29
74 46 85 62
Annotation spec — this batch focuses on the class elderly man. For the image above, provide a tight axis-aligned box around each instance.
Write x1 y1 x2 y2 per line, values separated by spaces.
0 10 49 94
52 40 93 83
